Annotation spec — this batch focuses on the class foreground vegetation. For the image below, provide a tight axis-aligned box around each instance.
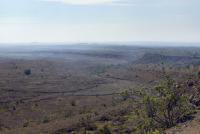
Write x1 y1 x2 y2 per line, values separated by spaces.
51 74 199 134
124 75 193 133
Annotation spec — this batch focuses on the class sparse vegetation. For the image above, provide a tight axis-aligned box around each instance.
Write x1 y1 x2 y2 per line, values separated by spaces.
97 113 112 121
64 110 73 118
42 116 50 123
23 121 29 128
96 125 111 134
70 100 76 106
78 115 97 131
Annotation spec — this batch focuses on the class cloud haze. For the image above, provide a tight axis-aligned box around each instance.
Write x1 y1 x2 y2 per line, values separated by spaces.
42 0 119 5
0 0 200 43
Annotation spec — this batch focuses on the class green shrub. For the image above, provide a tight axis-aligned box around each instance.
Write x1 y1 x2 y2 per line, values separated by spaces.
120 90 130 101
142 76 191 128
78 115 97 131
42 116 50 123
97 125 111 134
124 75 192 133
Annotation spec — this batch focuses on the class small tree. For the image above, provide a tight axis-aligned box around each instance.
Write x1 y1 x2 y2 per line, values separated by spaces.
24 69 31 76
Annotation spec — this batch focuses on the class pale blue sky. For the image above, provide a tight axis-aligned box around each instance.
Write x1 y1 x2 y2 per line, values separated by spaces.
0 0 200 43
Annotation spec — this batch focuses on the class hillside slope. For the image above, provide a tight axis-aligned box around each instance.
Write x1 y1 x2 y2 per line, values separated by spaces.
166 111 200 134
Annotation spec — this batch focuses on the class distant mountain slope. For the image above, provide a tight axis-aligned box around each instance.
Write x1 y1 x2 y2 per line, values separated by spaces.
135 53 200 65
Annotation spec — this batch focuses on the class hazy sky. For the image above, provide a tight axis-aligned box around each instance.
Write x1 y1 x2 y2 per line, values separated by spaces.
0 0 200 43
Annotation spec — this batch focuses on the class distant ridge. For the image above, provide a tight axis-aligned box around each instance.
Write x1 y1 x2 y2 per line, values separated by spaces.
135 53 200 65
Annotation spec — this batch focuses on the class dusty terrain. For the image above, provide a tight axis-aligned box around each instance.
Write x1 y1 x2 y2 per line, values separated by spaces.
0 44 200 133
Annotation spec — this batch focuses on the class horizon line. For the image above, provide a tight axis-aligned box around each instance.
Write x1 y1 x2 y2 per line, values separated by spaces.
0 41 200 44
0 41 200 47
